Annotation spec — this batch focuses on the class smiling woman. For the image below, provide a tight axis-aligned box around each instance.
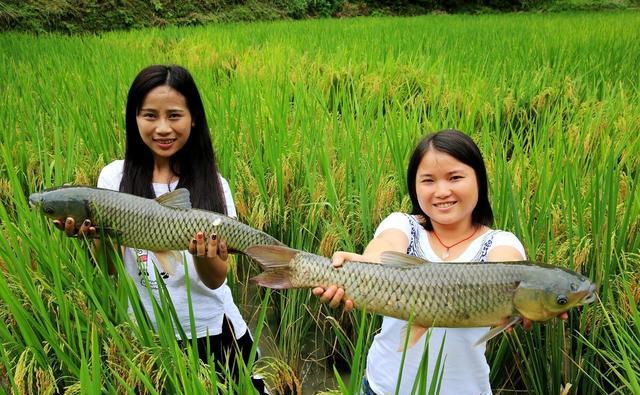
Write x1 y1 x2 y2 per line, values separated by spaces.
120 65 226 210
136 85 193 169
313 129 567 395
49 64 269 393
413 149 481 258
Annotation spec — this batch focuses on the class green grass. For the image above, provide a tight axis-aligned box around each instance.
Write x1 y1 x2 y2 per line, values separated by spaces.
1 11 639 394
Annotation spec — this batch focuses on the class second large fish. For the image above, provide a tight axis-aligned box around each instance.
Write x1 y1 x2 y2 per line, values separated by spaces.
246 245 596 344
29 186 283 253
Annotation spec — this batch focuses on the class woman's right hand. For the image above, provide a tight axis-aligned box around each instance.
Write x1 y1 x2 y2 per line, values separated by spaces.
311 251 364 312
53 217 97 238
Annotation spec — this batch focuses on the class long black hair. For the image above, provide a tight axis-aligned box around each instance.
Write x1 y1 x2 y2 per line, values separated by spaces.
406 129 493 231
120 64 227 214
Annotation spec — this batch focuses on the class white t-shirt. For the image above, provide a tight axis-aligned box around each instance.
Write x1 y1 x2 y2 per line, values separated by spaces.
97 160 246 340
365 212 526 395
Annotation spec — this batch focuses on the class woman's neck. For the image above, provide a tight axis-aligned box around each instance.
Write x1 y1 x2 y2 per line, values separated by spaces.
430 220 476 243
152 160 176 184
429 219 483 260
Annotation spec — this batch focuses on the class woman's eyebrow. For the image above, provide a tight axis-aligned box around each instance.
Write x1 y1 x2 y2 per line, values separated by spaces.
418 169 467 177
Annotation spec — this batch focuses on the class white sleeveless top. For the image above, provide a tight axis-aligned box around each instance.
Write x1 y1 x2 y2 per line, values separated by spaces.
97 160 247 340
365 212 526 395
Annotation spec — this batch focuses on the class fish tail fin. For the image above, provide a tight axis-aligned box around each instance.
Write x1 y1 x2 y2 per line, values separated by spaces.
246 245 299 289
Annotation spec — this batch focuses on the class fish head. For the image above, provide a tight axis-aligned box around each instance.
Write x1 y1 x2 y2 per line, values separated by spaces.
514 266 597 322
29 187 92 222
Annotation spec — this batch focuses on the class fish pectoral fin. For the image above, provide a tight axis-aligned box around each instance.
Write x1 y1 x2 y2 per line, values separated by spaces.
152 251 183 276
155 189 192 210
473 316 522 346
380 251 430 267
398 324 429 351
249 271 294 289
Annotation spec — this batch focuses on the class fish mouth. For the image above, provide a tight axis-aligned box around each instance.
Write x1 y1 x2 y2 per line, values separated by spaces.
28 193 43 209
579 283 597 304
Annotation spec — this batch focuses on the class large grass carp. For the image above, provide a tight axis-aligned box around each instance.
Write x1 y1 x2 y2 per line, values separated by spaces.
29 186 284 254
246 245 597 344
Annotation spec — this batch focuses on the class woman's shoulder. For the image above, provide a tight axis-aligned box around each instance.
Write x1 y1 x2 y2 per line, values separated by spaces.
481 228 527 260
380 212 417 226
217 173 230 188
374 212 421 237
488 229 523 246
97 159 124 190
100 159 124 174
216 173 237 218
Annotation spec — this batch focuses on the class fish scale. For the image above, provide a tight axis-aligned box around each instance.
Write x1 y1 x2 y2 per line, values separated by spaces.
29 186 283 253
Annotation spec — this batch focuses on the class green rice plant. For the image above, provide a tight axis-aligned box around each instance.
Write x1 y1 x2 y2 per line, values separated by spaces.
581 256 640 394
1 10 639 394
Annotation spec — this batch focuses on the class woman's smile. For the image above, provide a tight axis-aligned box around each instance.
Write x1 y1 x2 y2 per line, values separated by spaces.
154 138 178 149
415 150 479 229
433 201 457 209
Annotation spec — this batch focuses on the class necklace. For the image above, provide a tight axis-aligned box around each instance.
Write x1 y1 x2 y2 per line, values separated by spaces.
431 226 479 259
165 174 177 192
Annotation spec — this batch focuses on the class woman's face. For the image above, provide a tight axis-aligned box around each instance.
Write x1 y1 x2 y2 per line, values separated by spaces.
136 85 192 164
415 149 479 229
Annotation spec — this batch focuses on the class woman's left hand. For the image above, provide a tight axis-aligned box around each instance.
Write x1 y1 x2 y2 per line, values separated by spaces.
511 312 569 332
188 231 229 290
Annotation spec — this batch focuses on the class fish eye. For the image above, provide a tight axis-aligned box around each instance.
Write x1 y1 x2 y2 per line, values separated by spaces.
570 283 578 292
44 206 55 215
557 296 568 305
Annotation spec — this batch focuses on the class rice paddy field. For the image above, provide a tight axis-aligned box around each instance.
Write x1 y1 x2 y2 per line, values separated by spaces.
1 10 639 395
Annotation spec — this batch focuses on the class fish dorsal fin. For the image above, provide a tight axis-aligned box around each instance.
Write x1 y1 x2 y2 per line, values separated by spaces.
380 251 429 267
155 188 192 210
473 316 522 346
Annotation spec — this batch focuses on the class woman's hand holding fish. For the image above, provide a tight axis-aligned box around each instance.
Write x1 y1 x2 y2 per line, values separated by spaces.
313 231 406 311
189 231 229 290
517 313 569 331
330 251 365 268
312 251 361 311
313 285 354 311
53 217 97 238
